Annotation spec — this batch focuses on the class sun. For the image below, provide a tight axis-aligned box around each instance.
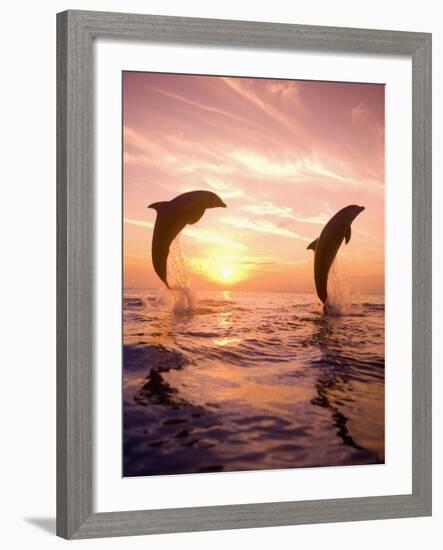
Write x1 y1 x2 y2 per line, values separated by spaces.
220 266 233 280
190 251 249 286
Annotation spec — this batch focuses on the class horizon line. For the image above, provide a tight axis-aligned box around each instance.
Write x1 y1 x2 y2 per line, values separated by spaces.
123 287 385 295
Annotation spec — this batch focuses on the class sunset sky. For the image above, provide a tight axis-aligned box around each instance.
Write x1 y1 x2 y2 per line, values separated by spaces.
123 72 384 293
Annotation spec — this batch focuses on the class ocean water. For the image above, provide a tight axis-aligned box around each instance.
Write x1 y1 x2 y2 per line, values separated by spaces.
123 289 385 477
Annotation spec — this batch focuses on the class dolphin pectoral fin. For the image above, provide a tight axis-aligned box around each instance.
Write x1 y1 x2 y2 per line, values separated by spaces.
345 226 351 244
307 238 318 251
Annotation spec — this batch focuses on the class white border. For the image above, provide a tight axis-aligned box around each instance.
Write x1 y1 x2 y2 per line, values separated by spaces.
94 39 412 513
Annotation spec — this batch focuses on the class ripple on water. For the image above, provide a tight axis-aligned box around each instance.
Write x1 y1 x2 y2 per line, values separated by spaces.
123 289 385 476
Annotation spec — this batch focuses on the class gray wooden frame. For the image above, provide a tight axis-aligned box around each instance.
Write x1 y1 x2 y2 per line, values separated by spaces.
57 9 432 539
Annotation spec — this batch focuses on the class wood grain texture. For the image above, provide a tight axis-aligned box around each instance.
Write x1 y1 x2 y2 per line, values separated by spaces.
57 10 93 539
56 11 68 538
66 9 428 54
56 10 432 539
411 35 432 510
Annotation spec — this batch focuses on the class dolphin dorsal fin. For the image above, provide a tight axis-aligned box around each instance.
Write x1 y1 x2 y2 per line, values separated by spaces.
148 201 169 212
345 226 351 244
307 238 318 251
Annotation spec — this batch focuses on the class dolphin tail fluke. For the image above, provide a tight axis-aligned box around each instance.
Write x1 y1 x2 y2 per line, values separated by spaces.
345 226 351 244
151 217 177 289
151 237 170 288
307 238 318 251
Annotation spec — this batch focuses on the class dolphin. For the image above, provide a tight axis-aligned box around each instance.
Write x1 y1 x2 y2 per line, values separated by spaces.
307 204 365 309
148 190 226 288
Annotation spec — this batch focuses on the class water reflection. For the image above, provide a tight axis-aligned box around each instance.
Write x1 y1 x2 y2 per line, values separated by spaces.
123 290 385 476
308 316 384 461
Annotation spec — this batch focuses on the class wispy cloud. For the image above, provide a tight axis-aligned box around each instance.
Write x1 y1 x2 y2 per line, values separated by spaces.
145 84 262 130
228 150 356 186
221 78 304 138
351 102 367 122
124 217 153 229
184 227 245 250
240 202 330 224
124 217 246 250
125 125 235 177
203 175 244 199
220 217 310 242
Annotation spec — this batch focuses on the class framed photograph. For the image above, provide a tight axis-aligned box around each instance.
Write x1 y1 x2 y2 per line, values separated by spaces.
57 10 432 539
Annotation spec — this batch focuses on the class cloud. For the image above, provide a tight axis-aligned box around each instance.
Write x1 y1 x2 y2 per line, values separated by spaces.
239 259 277 266
124 125 236 177
184 227 245 250
221 78 305 138
240 202 329 224
124 217 153 229
124 126 168 158
227 150 356 186
145 84 262 129
203 176 244 199
351 102 367 122
220 217 310 242
124 217 246 250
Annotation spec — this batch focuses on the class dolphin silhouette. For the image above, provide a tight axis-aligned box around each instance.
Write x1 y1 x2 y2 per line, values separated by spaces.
148 190 226 287
307 204 365 308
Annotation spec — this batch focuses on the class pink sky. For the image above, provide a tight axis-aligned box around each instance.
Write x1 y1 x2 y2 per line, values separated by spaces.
123 72 384 293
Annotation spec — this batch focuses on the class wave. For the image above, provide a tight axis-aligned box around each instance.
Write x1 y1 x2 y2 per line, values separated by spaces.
124 343 188 375
182 331 220 338
361 302 385 311
198 298 235 307
124 297 144 308
124 294 166 311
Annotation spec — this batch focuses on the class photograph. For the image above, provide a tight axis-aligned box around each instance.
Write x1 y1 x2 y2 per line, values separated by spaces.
0 0 436 545
122 71 385 477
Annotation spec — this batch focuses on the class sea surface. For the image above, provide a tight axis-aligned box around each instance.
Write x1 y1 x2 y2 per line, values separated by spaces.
123 289 385 477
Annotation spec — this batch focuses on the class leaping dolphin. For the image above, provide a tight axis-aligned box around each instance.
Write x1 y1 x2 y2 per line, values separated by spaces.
148 190 227 288
307 204 365 309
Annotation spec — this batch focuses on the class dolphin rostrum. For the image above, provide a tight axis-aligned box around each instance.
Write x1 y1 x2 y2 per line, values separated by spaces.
307 204 365 308
148 190 227 287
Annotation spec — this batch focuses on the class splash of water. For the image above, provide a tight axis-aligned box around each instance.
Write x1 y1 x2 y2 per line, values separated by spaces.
168 237 195 314
324 258 361 316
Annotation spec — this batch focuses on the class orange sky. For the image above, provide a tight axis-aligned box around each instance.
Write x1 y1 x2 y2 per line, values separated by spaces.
123 72 384 293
